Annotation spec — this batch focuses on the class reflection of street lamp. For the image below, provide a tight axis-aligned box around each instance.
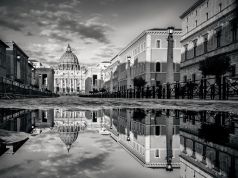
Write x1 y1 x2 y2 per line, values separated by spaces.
166 27 175 83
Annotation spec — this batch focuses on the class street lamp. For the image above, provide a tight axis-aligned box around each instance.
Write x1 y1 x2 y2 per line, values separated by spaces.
167 27 174 34
166 26 175 84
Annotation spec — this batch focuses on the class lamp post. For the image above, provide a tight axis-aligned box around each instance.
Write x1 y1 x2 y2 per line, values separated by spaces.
166 27 175 84
127 56 132 92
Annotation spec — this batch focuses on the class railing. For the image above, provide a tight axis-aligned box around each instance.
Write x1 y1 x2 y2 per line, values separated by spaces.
79 76 238 100
0 77 59 99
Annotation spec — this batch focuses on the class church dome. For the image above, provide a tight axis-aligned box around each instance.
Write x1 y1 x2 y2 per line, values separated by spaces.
56 121 86 152
58 44 80 70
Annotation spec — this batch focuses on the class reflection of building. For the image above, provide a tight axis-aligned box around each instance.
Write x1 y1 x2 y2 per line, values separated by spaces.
0 40 9 78
179 110 238 178
53 109 86 152
102 29 181 92
180 0 238 81
54 45 86 95
103 108 180 168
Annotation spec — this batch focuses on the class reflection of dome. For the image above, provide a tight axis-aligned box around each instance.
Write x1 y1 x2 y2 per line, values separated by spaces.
56 121 86 152
58 44 80 70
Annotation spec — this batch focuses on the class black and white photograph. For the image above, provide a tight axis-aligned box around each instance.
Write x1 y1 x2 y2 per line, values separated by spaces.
0 0 238 177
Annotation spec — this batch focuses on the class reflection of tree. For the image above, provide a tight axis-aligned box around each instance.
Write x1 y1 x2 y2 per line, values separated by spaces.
198 123 230 144
132 109 146 122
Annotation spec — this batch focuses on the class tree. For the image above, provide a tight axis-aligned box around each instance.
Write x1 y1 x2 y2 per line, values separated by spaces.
199 55 231 81
133 77 147 89
100 88 107 93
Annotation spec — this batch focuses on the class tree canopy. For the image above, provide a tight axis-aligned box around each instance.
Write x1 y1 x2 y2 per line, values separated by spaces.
199 55 231 77
133 77 147 88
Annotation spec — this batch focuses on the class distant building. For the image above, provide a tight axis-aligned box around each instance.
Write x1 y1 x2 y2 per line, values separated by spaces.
5 41 29 84
180 0 238 81
85 61 110 94
35 67 55 92
54 44 86 95
0 40 9 79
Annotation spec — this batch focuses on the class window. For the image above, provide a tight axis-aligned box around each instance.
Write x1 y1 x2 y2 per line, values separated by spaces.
196 10 198 16
184 45 188 60
156 40 161 48
193 39 197 57
206 13 209 20
232 20 237 42
216 28 222 48
186 26 189 33
192 74 196 82
204 34 208 53
219 3 222 12
183 75 187 82
231 65 236 77
155 149 160 158
156 62 161 72
195 20 198 27
155 126 160 135
207 0 209 7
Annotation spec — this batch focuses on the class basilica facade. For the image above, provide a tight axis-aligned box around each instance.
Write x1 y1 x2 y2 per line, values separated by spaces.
54 44 86 95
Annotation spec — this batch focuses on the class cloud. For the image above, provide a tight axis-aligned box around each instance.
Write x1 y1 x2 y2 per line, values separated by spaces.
0 19 25 31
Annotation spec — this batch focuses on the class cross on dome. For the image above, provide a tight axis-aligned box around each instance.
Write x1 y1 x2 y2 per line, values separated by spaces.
66 44 72 52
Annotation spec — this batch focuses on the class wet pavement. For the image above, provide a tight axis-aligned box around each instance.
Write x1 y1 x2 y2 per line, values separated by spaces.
0 96 237 178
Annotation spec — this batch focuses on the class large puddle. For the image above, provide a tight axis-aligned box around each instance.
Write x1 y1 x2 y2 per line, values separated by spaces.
0 107 237 178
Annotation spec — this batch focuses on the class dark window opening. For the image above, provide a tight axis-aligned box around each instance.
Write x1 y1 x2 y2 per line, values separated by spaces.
216 28 222 48
156 62 161 72
155 126 160 136
184 45 188 60
204 34 208 53
193 40 197 57
155 149 160 158
156 40 161 48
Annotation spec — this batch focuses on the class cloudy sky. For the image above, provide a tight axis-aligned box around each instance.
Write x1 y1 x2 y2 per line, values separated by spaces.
0 0 196 66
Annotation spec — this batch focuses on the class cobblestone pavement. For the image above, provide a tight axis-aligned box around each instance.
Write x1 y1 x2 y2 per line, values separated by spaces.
0 96 237 113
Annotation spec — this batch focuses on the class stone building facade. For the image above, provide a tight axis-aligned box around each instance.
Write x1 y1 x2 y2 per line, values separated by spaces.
0 40 9 79
102 28 182 92
180 0 238 82
5 41 31 84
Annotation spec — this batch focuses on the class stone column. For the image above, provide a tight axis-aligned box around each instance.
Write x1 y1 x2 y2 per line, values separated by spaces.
166 28 174 83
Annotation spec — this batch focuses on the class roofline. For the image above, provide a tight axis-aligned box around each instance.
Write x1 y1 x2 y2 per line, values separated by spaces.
118 28 182 56
180 0 206 19
0 40 9 48
5 41 29 58
110 55 118 62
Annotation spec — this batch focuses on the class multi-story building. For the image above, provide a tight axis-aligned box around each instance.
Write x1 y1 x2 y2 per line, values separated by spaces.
102 55 120 92
85 61 110 94
5 41 29 84
0 40 9 78
103 29 181 92
180 0 238 82
54 44 87 95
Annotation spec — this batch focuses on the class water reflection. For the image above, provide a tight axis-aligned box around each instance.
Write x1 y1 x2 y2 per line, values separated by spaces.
0 108 237 178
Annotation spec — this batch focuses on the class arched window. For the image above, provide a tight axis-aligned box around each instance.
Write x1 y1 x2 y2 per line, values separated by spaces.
156 62 161 72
